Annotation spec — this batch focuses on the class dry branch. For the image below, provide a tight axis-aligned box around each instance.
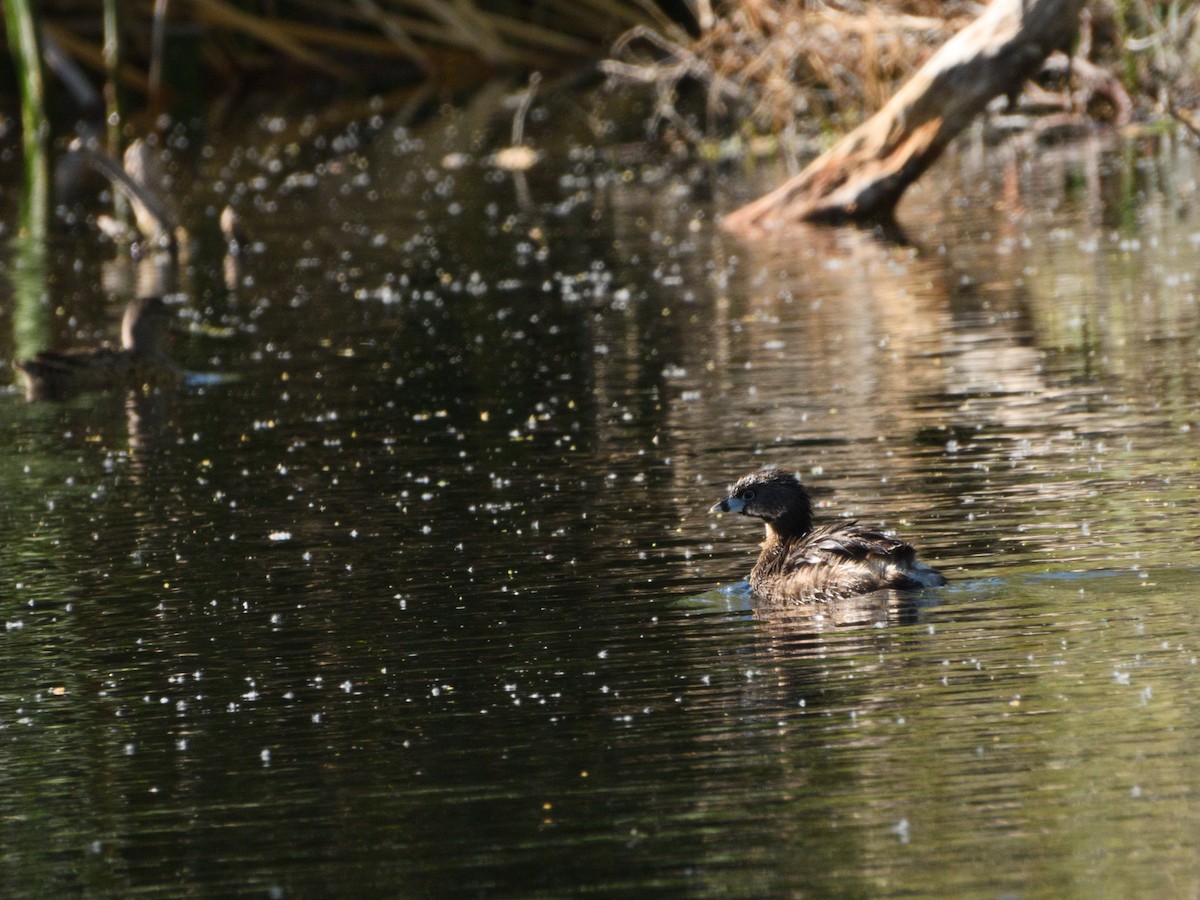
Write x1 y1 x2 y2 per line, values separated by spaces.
722 0 1087 232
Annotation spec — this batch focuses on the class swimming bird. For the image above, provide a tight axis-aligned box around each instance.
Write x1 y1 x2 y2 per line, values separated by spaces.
710 467 945 603
13 296 181 401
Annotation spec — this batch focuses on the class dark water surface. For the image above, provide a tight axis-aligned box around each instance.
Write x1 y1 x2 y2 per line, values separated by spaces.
2 107 1200 896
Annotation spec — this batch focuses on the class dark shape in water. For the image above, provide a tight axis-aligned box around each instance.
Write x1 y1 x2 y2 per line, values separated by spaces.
710 467 945 603
13 296 181 401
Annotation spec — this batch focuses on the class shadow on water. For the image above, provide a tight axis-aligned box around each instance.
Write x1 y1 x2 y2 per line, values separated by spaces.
1 103 1199 894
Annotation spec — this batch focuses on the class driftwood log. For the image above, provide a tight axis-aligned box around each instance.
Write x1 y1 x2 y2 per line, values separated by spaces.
722 0 1087 232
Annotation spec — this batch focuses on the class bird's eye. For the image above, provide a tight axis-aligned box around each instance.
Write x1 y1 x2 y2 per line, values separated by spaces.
741 490 755 501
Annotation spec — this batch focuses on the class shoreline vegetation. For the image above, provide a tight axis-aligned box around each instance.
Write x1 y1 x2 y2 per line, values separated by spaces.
1 1 1197 219
3 2 1196 127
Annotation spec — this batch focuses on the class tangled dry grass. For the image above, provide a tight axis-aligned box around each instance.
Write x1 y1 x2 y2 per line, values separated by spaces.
601 0 976 142
599 0 1200 149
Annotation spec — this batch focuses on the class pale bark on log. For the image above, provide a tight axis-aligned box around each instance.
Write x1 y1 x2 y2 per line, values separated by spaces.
722 0 1087 232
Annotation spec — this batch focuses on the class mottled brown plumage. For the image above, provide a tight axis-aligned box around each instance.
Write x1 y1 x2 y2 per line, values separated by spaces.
13 297 180 401
711 467 945 603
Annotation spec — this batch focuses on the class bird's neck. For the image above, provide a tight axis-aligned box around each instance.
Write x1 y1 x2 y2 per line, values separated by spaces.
754 514 812 577
765 508 813 543
753 518 801 566
754 530 785 579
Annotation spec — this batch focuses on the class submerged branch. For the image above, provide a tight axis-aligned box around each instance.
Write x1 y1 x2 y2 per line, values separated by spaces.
723 0 1087 232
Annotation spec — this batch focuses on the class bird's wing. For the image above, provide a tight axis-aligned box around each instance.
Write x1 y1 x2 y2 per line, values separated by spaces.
785 521 914 567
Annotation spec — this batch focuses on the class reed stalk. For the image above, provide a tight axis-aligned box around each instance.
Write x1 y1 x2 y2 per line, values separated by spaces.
11 196 51 362
103 0 122 146
4 0 51 362
102 0 132 224
3 0 50 209
148 0 170 109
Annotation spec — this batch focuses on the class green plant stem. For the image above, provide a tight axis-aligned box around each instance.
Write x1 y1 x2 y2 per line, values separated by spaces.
103 0 122 148
102 0 131 224
3 0 50 238
4 0 51 359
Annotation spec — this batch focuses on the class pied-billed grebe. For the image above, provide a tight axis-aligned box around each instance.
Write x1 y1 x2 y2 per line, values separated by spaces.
711 467 946 603
13 296 180 401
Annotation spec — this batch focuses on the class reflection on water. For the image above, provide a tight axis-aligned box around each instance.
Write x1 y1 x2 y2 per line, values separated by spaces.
1 112 1199 894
